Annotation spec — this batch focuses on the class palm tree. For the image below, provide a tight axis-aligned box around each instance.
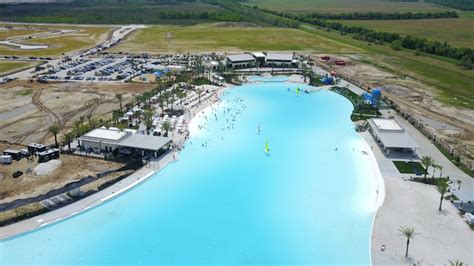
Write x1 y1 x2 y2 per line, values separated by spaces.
116 123 125 132
399 226 416 258
62 132 74 151
89 116 99 129
436 179 449 211
115 93 123 112
143 109 153 135
165 71 172 81
456 180 462 190
449 259 464 266
133 110 142 123
158 94 166 114
420 156 435 182
48 122 60 148
161 121 172 137
438 164 443 178
112 110 122 124
72 120 83 138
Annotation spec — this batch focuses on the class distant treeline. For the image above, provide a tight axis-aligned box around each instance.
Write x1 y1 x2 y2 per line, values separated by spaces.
207 0 300 27
0 1 298 27
270 10 473 68
424 0 474 11
0 2 243 24
275 11 460 20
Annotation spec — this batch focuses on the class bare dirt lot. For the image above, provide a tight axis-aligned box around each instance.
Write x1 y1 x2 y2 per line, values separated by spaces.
0 80 155 145
0 142 125 204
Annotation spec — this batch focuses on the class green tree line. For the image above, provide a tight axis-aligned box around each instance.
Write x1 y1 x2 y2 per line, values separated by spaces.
424 0 474 11
284 11 459 20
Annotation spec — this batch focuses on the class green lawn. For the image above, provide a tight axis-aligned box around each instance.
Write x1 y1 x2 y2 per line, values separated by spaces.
336 18 474 48
0 60 38 76
393 161 426 174
329 86 379 121
244 0 446 14
112 23 362 54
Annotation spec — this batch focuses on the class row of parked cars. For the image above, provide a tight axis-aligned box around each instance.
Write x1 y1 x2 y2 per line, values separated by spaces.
52 59 89 73
3 56 52 61
67 58 115 76
95 58 138 77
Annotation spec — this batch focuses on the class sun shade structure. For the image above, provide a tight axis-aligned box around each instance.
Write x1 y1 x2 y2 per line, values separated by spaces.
79 128 171 157
81 128 128 143
265 53 294 62
368 118 419 156
119 134 171 151
226 54 255 63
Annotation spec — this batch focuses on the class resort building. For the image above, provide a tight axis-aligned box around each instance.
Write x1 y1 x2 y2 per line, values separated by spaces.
226 52 297 69
368 118 420 156
252 52 266 67
78 128 171 158
265 53 296 68
226 54 256 69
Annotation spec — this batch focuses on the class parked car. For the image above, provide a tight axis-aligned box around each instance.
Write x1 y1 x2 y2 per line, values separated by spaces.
12 170 23 178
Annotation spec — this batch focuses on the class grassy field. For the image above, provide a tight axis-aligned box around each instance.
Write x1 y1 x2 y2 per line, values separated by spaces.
0 27 49 41
336 18 474 48
0 60 38 76
112 22 473 108
244 0 446 14
0 26 112 57
112 23 362 54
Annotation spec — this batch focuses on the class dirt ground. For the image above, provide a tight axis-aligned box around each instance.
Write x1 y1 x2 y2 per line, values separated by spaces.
0 80 155 145
312 54 474 164
0 142 125 204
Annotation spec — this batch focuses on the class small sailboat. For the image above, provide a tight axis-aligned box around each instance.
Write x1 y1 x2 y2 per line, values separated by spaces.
265 139 270 155
296 87 300 96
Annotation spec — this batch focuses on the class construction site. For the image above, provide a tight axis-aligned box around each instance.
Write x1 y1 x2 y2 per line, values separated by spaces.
313 55 474 171
0 80 154 145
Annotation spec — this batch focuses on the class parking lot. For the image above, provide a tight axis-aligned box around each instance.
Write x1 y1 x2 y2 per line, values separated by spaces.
40 55 149 82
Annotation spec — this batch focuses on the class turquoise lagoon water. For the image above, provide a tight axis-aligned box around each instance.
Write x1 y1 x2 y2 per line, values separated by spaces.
1 80 379 265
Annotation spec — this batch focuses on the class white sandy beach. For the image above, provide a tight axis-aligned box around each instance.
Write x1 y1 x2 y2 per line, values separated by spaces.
362 125 474 265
